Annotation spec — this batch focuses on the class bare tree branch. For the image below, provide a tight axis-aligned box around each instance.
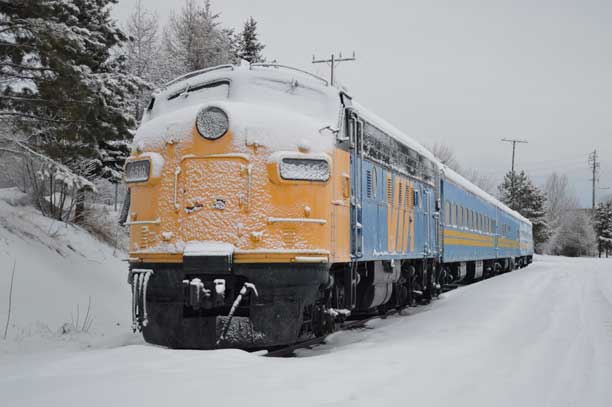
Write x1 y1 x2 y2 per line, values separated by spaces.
0 147 24 155
0 112 81 124
0 62 53 72
3 260 16 340
0 95 93 105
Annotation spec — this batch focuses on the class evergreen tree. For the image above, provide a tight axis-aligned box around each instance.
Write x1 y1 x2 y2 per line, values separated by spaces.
0 0 146 181
236 17 265 63
499 170 550 251
594 201 612 257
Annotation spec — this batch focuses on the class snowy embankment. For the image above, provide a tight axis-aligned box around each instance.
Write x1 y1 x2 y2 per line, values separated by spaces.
2 250 612 407
0 188 135 355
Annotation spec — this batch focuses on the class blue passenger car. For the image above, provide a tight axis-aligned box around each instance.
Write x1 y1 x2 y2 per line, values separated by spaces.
440 168 533 280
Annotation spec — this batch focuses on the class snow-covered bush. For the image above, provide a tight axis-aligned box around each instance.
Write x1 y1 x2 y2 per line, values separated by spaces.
79 203 128 252
542 173 582 255
15 144 95 222
550 209 597 257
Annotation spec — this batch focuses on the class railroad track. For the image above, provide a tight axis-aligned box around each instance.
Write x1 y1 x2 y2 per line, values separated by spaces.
265 284 464 357
264 308 401 357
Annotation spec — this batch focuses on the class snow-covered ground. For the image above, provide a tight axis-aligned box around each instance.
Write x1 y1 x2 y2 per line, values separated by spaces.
1 188 612 406
0 188 135 356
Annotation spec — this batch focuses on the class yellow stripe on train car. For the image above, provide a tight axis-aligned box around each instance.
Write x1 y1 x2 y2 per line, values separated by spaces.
443 237 494 248
498 237 520 249
444 229 494 243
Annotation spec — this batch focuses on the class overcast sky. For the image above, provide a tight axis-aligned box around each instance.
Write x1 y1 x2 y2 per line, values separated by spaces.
113 0 611 207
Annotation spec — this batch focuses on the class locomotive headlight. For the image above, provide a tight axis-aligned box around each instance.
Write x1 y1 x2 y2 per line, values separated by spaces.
125 160 150 183
279 158 330 182
196 106 229 140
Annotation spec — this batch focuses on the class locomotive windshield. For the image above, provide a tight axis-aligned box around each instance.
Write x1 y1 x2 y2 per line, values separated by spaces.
166 80 230 102
237 77 340 124
145 80 230 120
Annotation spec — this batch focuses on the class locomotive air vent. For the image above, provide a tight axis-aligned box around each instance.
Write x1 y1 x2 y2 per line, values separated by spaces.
398 181 403 206
366 170 372 198
387 176 393 205
408 184 413 207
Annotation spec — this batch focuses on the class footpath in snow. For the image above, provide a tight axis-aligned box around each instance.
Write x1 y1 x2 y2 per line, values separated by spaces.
1 243 612 406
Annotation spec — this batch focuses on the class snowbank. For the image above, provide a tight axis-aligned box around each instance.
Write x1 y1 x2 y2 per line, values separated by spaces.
0 188 136 354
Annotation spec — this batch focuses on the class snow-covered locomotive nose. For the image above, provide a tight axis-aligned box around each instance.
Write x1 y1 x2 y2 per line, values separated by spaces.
125 64 343 348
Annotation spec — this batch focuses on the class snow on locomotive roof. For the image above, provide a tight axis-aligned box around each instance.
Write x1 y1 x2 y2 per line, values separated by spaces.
351 101 437 163
443 166 531 225
134 63 341 151
156 63 335 108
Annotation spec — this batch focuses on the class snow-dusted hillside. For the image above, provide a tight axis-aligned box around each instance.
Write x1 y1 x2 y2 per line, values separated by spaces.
0 188 136 354
1 247 611 406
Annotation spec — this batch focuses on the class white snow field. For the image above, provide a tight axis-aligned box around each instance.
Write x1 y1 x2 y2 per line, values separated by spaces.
1 188 612 406
0 188 135 355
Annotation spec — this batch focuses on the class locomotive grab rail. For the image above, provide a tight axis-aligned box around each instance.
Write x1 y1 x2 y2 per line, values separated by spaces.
250 63 329 86
124 218 161 225
180 153 250 162
267 217 327 225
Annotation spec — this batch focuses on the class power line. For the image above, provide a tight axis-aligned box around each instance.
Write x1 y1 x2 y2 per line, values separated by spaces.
312 51 356 86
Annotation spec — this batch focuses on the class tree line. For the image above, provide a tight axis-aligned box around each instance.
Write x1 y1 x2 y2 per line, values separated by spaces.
0 0 265 221
432 143 611 257
124 0 266 121
500 168 612 258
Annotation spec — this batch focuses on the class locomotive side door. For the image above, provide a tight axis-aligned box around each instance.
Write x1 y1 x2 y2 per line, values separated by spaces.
349 111 363 258
426 188 437 257
424 188 431 256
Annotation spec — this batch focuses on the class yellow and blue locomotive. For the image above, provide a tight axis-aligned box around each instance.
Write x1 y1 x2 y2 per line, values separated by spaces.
124 63 533 349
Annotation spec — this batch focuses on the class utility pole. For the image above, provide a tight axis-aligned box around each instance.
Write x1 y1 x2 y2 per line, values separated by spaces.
501 138 528 174
312 51 356 86
501 138 528 209
589 149 600 210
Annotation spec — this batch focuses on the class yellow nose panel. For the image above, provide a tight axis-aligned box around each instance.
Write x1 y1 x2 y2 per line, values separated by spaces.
128 128 351 264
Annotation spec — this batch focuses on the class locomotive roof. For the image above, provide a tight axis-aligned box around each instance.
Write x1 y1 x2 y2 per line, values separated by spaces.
157 63 338 107
443 166 532 225
136 63 342 152
350 101 438 164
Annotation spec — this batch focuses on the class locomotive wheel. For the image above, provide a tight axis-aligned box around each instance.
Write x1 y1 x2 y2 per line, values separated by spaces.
312 304 335 337
405 265 424 306
424 262 435 302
